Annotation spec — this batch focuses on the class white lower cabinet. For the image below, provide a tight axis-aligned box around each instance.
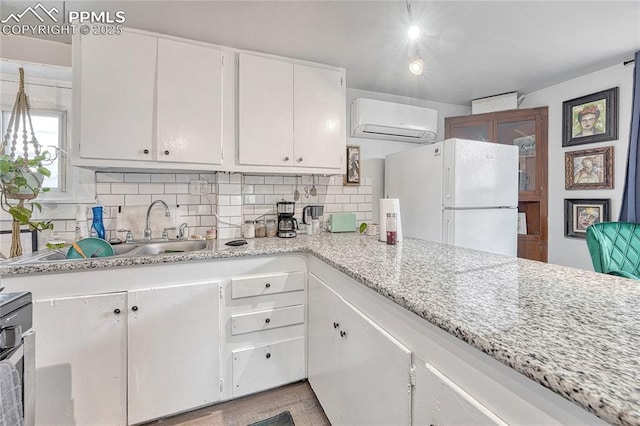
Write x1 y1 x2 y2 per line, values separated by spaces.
308 273 412 426
127 282 220 425
33 293 127 425
413 360 506 426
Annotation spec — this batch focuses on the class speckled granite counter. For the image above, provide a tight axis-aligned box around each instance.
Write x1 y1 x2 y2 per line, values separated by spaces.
1 233 639 425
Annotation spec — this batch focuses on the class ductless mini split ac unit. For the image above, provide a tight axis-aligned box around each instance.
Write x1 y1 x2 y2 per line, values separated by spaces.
350 98 438 143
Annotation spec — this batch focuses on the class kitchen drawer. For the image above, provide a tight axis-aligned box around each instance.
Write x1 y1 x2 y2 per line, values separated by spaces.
231 272 305 299
232 337 305 397
231 305 304 335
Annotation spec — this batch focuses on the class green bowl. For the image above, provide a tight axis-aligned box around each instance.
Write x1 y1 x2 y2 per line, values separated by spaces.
67 238 114 259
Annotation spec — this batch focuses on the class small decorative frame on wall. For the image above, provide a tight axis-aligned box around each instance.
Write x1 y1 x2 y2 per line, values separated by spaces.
344 145 361 186
565 146 613 190
564 198 610 239
562 87 619 147
0 229 38 259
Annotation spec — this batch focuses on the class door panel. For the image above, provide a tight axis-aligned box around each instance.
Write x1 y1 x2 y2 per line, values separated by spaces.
443 208 517 256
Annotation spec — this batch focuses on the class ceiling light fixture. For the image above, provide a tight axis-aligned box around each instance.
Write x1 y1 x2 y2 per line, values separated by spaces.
409 57 424 75
408 23 421 41
405 0 425 76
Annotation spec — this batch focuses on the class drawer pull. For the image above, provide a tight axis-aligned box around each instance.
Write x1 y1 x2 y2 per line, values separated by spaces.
164 150 170 155
265 318 271 324
340 330 347 338
265 283 271 288
132 306 138 312
333 322 339 329
113 309 121 315
143 149 149 154
265 353 271 359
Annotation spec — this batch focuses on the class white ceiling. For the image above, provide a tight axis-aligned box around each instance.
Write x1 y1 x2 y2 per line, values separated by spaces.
1 0 639 105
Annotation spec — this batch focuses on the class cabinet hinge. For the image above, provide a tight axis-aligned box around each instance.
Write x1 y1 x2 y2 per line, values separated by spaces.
219 286 223 299
220 379 224 392
409 366 416 387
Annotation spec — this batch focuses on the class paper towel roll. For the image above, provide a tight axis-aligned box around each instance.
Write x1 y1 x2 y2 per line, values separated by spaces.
379 198 403 242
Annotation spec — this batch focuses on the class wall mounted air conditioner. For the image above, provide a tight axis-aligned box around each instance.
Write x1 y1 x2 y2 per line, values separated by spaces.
351 98 438 143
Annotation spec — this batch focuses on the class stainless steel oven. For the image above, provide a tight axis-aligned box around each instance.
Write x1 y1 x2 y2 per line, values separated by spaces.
0 292 34 426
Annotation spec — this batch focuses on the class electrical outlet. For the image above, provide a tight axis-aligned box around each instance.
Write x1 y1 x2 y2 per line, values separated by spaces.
189 180 207 195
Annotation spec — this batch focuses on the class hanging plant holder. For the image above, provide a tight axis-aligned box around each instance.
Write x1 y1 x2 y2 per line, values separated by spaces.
0 68 54 257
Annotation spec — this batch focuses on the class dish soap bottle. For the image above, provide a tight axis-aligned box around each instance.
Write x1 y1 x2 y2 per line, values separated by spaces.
75 205 89 241
91 205 106 239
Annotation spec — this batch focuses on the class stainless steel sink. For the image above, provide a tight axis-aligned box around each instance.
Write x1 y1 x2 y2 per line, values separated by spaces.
127 240 207 255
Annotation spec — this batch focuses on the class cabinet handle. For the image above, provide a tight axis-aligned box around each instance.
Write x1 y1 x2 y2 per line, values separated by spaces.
265 318 271 324
297 157 303 163
131 306 138 312
265 353 271 359
143 149 149 155
113 309 121 315
333 322 339 329
283 156 290 162
164 150 170 155
340 330 347 338
265 283 271 288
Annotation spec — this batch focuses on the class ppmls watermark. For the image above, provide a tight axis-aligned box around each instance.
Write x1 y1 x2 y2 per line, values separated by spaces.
1 3 126 36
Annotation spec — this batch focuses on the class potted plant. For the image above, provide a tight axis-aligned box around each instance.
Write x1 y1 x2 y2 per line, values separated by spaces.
0 68 54 257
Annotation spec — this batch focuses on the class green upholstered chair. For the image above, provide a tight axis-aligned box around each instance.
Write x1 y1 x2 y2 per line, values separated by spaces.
586 222 640 280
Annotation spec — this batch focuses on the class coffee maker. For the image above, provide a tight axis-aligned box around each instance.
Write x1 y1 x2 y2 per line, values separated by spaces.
276 201 298 238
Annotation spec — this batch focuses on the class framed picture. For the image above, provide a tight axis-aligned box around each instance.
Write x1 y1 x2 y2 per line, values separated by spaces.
344 145 361 186
565 146 613 190
562 87 618 147
0 229 38 259
564 199 610 239
517 212 527 235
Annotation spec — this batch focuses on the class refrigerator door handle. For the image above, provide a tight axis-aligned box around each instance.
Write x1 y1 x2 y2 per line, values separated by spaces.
445 167 451 200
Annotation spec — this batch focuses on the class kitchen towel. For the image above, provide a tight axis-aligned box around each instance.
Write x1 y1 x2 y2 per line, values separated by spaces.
0 360 23 426
379 198 403 242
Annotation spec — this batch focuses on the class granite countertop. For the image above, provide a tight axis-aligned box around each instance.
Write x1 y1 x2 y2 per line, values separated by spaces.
1 233 639 425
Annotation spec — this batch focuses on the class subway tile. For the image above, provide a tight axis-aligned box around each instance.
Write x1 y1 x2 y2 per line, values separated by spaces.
150 173 176 183
358 185 373 195
189 205 212 216
229 173 242 184
124 173 151 183
335 194 350 203
273 184 293 194
342 186 358 195
138 183 165 194
351 194 365 203
96 172 124 183
355 212 366 221
219 227 242 240
254 195 265 204
217 173 230 184
95 183 111 195
200 194 216 205
253 205 274 216
342 203 357 212
152 194 177 207
111 183 139 194
326 185 342 195
324 203 343 213
242 205 254 215
176 194 202 205
218 195 231 206
358 203 372 211
97 194 124 207
365 212 373 220
265 176 283 185
164 183 189 194
229 195 242 206
218 184 242 195
328 175 342 185
200 173 216 183
243 185 255 194
324 195 335 204
283 176 297 184
219 205 242 217
200 215 217 227
255 185 274 195
364 177 373 186
365 195 372 202
318 176 331 185
124 194 152 205
263 194 284 204
175 173 201 183
244 175 264 184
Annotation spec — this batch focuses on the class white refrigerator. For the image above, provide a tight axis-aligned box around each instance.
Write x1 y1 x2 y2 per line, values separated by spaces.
385 138 518 256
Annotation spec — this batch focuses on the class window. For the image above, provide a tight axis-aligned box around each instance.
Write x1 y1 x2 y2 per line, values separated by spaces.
1 109 67 191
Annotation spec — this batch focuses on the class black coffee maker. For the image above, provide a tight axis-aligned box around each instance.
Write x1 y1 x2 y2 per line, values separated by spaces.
276 201 298 238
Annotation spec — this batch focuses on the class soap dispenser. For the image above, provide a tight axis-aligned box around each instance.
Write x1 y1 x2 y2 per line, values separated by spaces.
91 205 106 239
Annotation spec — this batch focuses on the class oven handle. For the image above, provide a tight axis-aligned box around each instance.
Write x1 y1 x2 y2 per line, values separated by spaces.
23 331 35 426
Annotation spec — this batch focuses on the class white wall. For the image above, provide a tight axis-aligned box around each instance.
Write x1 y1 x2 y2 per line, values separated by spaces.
0 35 71 67
520 63 634 270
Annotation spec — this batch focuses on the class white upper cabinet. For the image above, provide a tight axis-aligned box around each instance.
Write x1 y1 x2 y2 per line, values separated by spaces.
75 30 224 169
156 38 223 165
238 53 294 167
238 53 346 172
79 31 157 161
293 64 344 169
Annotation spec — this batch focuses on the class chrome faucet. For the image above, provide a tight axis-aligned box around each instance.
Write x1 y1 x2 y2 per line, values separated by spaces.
178 222 189 240
144 200 171 241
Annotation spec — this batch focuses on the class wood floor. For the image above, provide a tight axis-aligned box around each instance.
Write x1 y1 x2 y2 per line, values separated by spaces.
146 381 331 426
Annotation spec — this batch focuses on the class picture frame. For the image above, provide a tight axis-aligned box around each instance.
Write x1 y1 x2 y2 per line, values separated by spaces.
344 145 361 186
562 87 618 147
565 146 613 190
564 199 610 239
0 229 38 259
517 212 527 235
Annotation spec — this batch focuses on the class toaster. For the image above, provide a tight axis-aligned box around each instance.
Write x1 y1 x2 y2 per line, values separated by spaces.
327 213 356 233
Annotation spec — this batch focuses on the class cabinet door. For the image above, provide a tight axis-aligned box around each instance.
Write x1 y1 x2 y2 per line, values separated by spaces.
33 293 127 425
307 274 344 424
79 31 157 161
414 361 506 425
308 274 412 426
446 117 492 142
293 64 345 169
157 39 223 164
496 118 539 194
127 281 220 425
238 53 294 166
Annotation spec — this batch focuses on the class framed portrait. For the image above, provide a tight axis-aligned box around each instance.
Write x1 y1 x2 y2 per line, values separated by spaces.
0 229 38 259
344 145 361 186
565 146 613 190
564 199 610 239
562 87 618 147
